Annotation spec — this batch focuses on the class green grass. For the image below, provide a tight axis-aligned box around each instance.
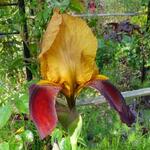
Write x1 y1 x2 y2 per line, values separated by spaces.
78 105 150 150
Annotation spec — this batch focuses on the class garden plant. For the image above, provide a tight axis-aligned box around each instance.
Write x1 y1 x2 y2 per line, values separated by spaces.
0 0 150 150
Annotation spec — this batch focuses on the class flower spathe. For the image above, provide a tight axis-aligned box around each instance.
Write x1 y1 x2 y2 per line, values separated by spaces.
29 9 135 139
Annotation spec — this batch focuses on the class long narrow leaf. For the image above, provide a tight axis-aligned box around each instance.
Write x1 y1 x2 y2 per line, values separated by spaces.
0 104 12 129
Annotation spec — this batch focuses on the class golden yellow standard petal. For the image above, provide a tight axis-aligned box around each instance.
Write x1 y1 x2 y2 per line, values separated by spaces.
39 12 98 96
39 10 62 58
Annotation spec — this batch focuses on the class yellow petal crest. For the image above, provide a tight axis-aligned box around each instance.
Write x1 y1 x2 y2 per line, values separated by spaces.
94 75 109 80
39 10 98 96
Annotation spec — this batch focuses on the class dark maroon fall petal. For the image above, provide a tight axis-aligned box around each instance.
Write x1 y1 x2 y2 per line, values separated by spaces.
29 84 61 139
88 80 136 126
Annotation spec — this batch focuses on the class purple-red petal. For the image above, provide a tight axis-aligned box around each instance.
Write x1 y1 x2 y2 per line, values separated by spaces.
88 80 136 126
29 84 61 139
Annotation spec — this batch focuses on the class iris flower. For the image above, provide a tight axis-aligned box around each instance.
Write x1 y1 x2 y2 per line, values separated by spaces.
29 10 135 139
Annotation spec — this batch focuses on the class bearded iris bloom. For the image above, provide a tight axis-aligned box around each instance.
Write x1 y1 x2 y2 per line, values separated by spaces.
29 10 135 139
